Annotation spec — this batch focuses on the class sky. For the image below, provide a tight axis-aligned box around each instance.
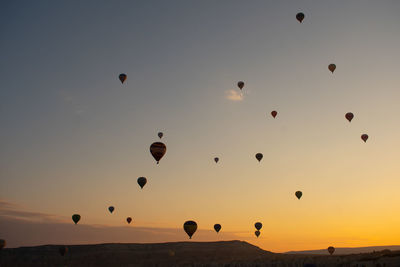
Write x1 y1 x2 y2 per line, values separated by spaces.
1 0 400 253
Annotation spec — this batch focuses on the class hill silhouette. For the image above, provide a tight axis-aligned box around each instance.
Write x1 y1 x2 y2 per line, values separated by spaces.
1 240 400 266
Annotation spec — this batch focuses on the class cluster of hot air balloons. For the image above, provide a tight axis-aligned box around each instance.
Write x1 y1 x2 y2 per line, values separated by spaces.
254 222 263 238
56 11 376 255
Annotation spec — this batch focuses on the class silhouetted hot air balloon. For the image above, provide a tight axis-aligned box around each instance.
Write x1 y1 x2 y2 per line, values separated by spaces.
150 142 167 164
59 246 68 256
108 206 114 214
126 217 132 224
296 12 305 23
328 64 336 73
214 224 221 233
255 230 260 238
137 177 147 189
214 157 219 163
237 81 244 90
72 214 80 224
345 112 354 122
271 110 278 118
361 134 369 143
255 222 262 231
295 191 302 199
328 246 335 255
255 153 263 162
183 220 197 239
158 132 163 139
119 73 127 84
0 239 5 250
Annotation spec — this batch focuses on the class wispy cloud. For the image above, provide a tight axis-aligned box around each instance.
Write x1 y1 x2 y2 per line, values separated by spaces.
225 90 243 101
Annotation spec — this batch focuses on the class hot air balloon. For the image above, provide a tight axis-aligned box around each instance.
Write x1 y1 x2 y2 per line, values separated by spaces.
271 110 278 118
108 206 115 213
328 246 335 255
214 157 219 163
345 112 354 122
183 220 197 239
328 64 336 73
254 222 262 231
361 134 369 143
137 177 147 189
255 230 260 238
119 73 127 84
150 142 167 164
0 239 5 250
59 246 68 256
296 12 305 23
295 191 302 199
158 132 163 139
72 214 81 224
214 224 221 233
237 81 244 90
126 217 132 224
255 153 263 162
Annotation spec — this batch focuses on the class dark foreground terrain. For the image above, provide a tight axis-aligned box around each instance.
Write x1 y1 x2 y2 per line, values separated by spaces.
1 240 400 267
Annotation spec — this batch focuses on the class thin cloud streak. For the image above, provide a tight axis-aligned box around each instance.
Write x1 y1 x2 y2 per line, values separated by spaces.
225 90 243 101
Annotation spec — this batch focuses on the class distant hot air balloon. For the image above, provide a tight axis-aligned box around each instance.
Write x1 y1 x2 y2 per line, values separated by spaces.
119 73 127 84
271 110 278 118
183 220 197 239
255 153 263 162
150 142 167 164
214 157 219 163
345 112 354 122
158 132 163 139
295 191 303 199
108 206 115 214
328 246 335 255
237 81 244 90
328 64 336 73
361 134 369 143
254 222 262 231
72 214 81 224
214 224 221 233
296 12 305 23
126 217 132 224
0 239 6 250
255 230 260 238
59 246 68 256
137 177 147 189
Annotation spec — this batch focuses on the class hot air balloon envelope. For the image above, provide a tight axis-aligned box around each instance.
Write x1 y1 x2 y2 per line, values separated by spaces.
137 177 147 189
158 132 163 139
183 220 197 239
328 64 336 73
214 157 219 163
345 112 354 122
255 222 262 230
361 134 369 143
296 12 305 23
119 73 127 84
328 246 335 255
237 81 244 90
72 214 81 224
150 142 167 164
108 206 115 213
214 224 221 233
295 191 302 199
271 110 278 118
255 230 260 238
255 153 263 162
127 217 132 224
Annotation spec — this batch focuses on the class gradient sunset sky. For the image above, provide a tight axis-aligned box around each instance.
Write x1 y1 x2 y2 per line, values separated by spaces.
1 1 400 252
